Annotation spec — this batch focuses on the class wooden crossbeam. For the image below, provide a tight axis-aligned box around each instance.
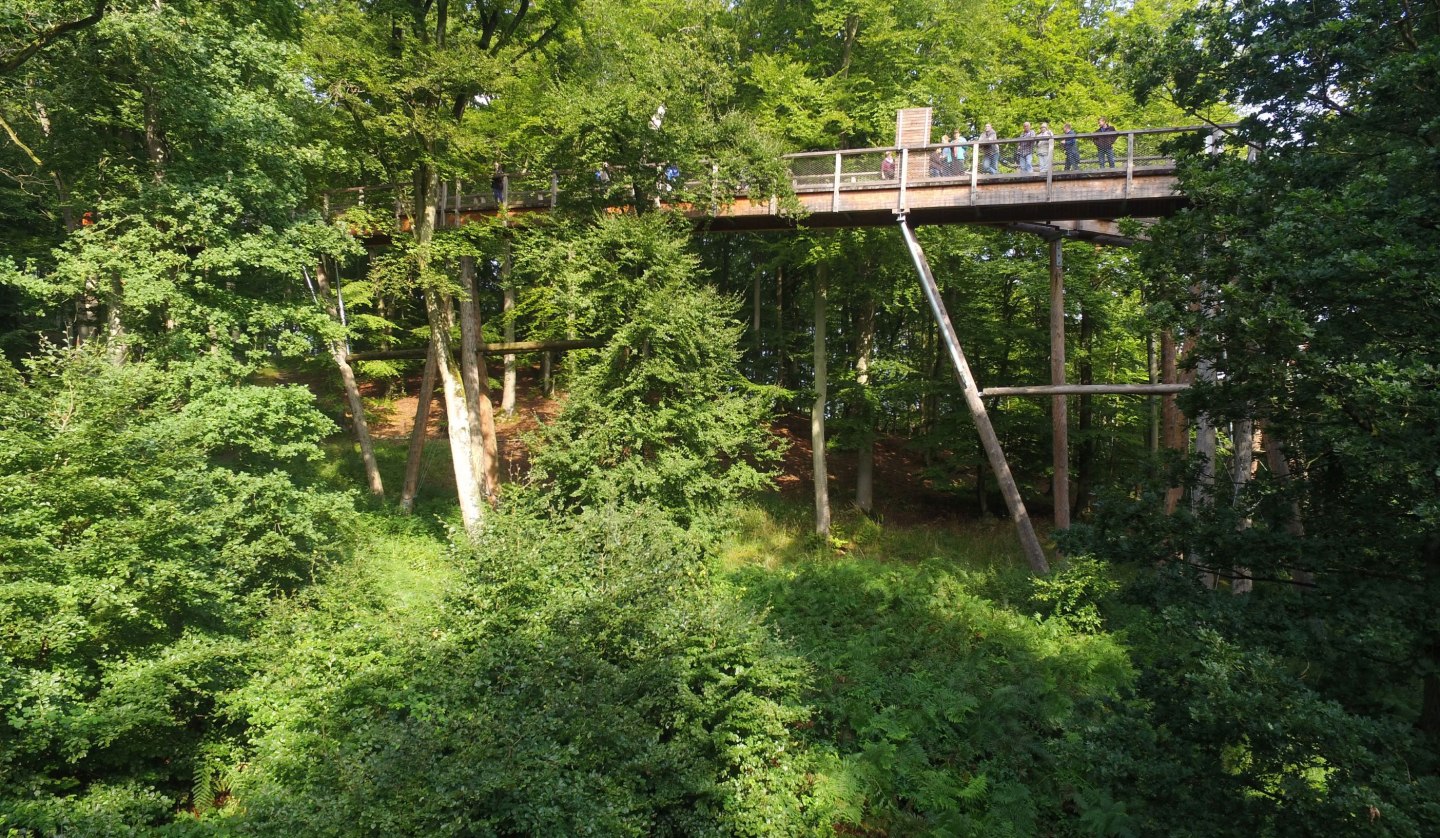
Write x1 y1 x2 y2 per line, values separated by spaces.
980 383 1190 397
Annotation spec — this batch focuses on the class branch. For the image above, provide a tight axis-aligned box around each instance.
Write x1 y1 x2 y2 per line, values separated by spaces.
0 0 109 76
0 113 42 166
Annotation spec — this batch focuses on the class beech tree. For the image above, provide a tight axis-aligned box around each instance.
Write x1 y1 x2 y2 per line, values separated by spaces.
301 0 575 530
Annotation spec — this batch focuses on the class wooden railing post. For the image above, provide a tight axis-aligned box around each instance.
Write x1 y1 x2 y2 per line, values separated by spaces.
970 140 979 203
898 147 908 212
1125 131 1135 196
1045 136 1055 198
832 152 842 213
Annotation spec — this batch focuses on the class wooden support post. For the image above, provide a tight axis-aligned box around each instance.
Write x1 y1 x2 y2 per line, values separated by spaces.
1049 238 1070 530
897 218 1049 574
832 152 842 213
1161 329 1184 513
812 261 831 536
501 232 517 417
1148 331 1160 453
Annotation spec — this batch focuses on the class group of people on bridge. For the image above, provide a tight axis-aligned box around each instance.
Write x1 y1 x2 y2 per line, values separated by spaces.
881 118 1119 179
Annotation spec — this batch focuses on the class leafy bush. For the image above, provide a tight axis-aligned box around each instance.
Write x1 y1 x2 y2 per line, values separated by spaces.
733 556 1135 836
0 350 353 832
230 504 819 836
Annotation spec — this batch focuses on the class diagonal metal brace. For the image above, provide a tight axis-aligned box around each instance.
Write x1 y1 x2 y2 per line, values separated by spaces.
896 216 1050 574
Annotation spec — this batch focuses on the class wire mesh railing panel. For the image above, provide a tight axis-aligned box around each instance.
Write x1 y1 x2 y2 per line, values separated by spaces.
786 155 836 190
837 150 889 186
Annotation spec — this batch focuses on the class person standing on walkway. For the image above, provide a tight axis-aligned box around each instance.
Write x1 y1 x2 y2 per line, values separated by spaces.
940 133 954 176
1036 122 1053 172
980 123 999 174
881 150 896 179
953 128 967 169
1094 117 1118 168
1017 121 1036 173
1062 122 1080 171
491 163 506 205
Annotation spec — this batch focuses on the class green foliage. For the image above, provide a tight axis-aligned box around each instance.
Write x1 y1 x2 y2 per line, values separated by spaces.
526 216 781 525
1029 555 1119 633
0 349 353 831
229 504 818 836
728 505 1135 836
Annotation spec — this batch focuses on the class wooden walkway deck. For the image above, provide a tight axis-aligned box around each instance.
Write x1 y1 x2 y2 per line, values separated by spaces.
327 125 1225 245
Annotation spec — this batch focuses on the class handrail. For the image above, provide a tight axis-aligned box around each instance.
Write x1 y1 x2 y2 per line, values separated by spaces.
322 123 1235 221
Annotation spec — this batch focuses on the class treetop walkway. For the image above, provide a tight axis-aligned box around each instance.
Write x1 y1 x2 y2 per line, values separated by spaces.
326 124 1234 245
325 117 1239 571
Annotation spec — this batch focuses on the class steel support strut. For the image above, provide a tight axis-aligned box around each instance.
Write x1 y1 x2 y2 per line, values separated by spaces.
896 217 1051 574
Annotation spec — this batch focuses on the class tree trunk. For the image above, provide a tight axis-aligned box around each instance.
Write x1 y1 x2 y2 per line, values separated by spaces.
812 262 831 536
854 297 876 513
501 234 517 417
541 350 553 397
104 275 127 365
315 262 384 497
752 269 763 379
1230 418 1258 594
399 342 438 513
775 265 787 388
458 255 502 504
415 162 484 532
1261 423 1313 586
1191 350 1219 588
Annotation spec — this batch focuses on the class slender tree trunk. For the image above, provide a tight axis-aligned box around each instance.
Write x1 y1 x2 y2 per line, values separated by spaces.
775 265 787 388
541 351 553 397
104 275 127 365
1230 418 1259 594
1191 349 1219 588
458 255 502 504
752 270 763 379
855 297 876 513
501 234 517 417
415 163 484 532
399 342 438 513
75 275 101 347
1261 423 1313 586
315 262 384 497
812 262 831 536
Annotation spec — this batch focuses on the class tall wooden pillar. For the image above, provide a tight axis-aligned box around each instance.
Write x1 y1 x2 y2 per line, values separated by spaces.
1161 329 1185 513
1049 238 1070 530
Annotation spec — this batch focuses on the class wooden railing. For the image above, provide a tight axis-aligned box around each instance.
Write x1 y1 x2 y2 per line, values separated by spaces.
323 124 1238 221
